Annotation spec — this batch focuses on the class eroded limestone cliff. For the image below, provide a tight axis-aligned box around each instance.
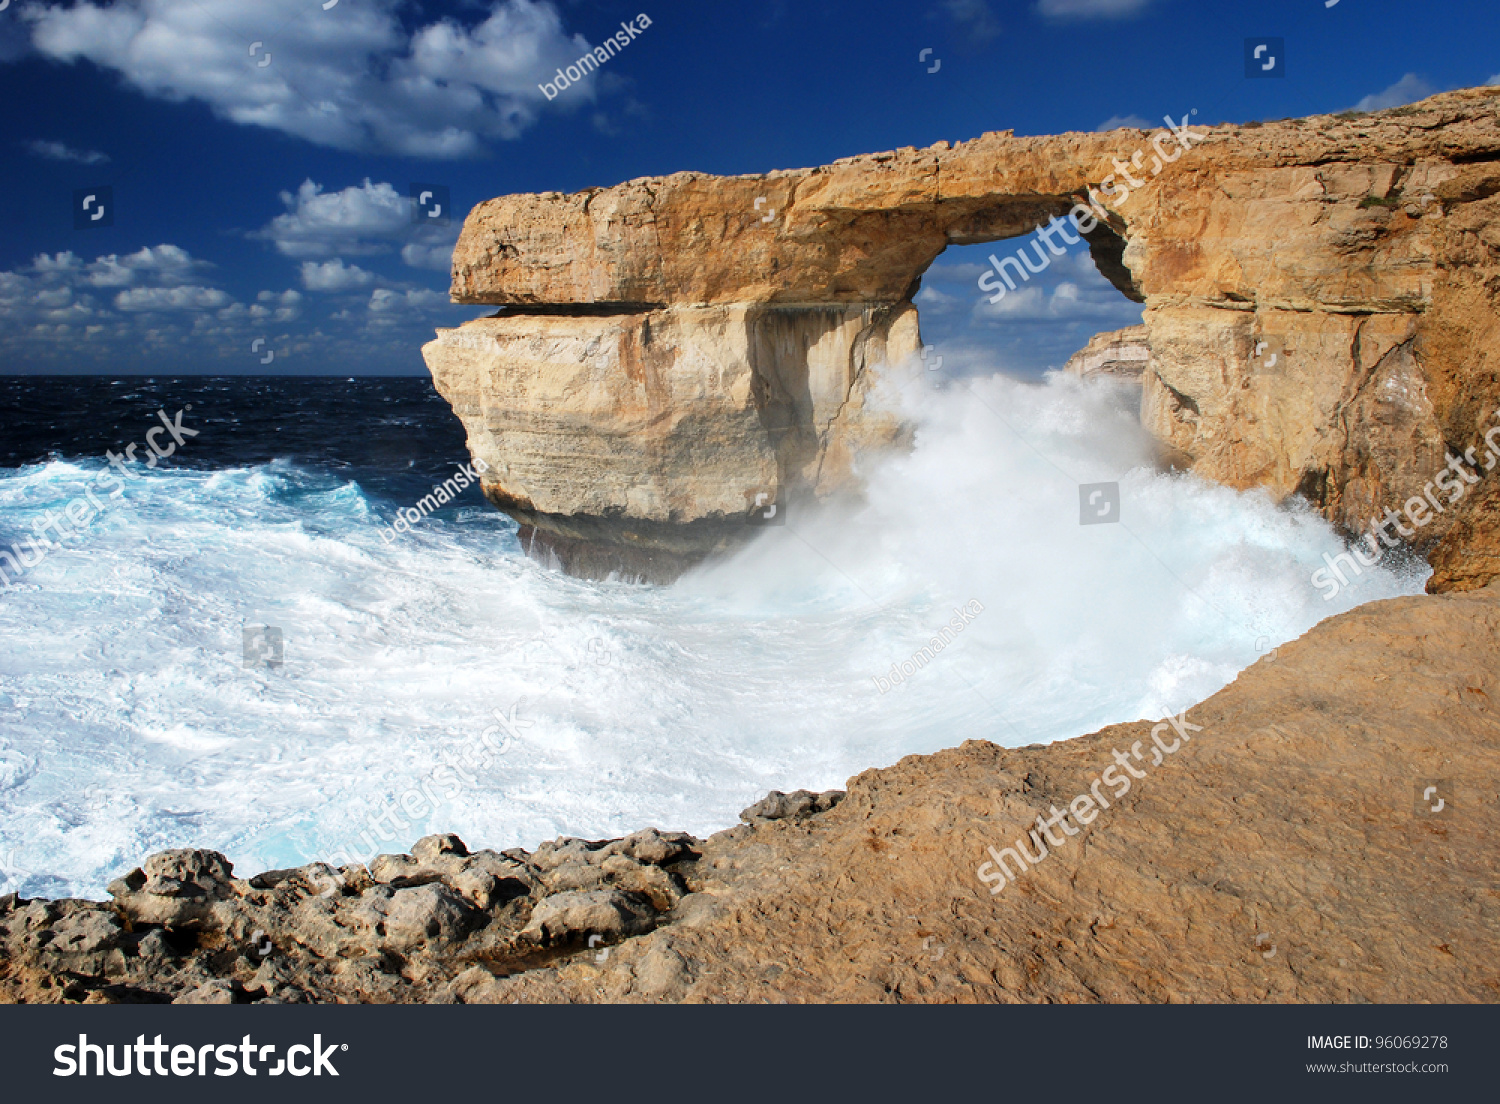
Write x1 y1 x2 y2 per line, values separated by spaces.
425 85 1500 587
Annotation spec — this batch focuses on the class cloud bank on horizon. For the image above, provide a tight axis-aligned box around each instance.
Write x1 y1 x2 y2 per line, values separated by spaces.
0 233 480 374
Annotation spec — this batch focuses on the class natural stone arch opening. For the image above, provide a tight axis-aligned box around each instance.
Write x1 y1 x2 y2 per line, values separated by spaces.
906 216 1145 381
920 205 1139 305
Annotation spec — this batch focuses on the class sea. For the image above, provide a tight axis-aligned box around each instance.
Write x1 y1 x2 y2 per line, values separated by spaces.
0 372 1427 898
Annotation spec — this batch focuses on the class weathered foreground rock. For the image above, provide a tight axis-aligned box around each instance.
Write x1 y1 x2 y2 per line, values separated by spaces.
5 583 1496 1003
0 827 704 1004
428 86 1500 586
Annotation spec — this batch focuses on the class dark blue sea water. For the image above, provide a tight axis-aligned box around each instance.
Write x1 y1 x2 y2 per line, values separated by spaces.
1 375 482 512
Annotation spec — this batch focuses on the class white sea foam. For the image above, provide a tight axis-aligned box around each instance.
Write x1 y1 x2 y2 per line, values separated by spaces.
0 373 1427 897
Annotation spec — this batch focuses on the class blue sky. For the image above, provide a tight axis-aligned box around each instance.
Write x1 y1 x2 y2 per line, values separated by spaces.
0 0 1495 376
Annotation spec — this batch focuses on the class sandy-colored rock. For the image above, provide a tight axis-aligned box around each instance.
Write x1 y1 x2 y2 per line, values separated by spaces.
1429 476 1500 593
520 889 656 944
429 86 1500 585
1062 325 1151 381
426 303 915 577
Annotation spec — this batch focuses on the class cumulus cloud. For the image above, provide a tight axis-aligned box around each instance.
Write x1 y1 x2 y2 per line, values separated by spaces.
77 244 207 288
25 139 109 164
0 244 220 344
1351 73 1437 113
256 179 461 275
1036 0 1151 19
970 246 1142 326
0 240 474 372
256 180 409 259
400 224 462 272
25 244 215 291
914 285 963 315
20 0 594 157
300 259 378 292
255 289 303 322
114 285 232 312
367 287 449 322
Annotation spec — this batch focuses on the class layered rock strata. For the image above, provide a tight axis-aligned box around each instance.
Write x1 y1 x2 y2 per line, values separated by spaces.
427 86 1500 587
5 582 1496 1003
1062 324 1152 381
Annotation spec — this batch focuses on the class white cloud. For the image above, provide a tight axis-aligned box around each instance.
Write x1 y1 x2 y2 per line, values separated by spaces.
0 244 236 347
1487 73 1499 86
972 269 1141 326
211 290 302 326
300 259 377 292
1096 114 1150 131
368 287 448 318
1040 250 1107 281
257 179 461 273
401 225 461 272
0 241 475 371
255 288 303 322
81 244 206 287
914 285 963 315
1036 0 1151 19
10 244 218 300
400 241 455 272
974 285 1049 320
114 286 232 312
256 180 409 259
22 0 595 157
25 139 109 164
1352 73 1437 113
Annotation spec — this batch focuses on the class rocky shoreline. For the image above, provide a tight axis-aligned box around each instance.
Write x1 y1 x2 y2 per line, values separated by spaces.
5 582 1495 1004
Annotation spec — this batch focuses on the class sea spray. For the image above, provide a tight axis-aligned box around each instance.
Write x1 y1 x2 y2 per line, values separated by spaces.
0 372 1425 898
381 457 489 543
